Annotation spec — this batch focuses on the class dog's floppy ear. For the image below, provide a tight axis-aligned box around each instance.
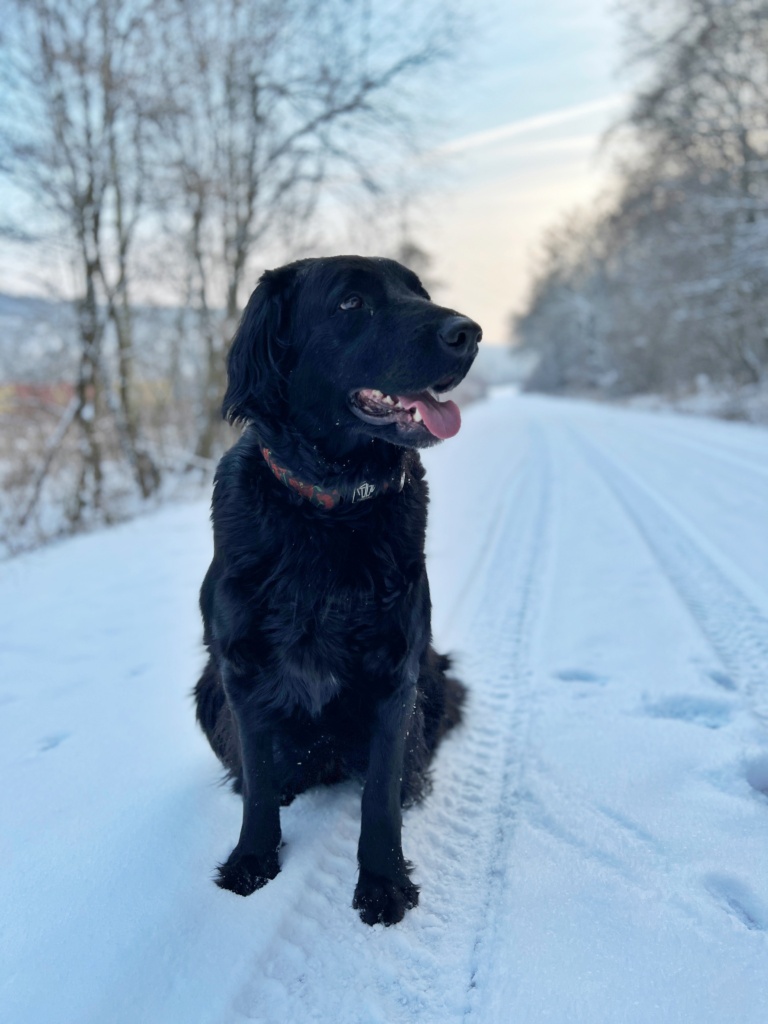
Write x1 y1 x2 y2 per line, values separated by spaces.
221 265 300 424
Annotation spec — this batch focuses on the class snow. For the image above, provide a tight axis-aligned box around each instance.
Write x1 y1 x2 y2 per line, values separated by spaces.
2 392 768 1023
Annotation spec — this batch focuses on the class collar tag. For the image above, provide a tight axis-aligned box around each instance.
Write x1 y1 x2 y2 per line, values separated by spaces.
352 482 376 503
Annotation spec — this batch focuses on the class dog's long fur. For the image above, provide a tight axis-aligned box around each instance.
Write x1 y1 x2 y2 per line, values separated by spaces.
195 255 481 925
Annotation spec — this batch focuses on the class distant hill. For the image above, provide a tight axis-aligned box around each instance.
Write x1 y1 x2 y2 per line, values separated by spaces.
0 292 203 385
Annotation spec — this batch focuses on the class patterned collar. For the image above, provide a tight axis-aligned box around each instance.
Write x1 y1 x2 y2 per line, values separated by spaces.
260 447 404 509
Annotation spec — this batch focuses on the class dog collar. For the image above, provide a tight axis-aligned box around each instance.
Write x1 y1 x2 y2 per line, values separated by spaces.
260 447 404 509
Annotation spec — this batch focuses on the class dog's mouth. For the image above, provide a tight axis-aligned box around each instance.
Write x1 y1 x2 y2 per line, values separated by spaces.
350 379 462 440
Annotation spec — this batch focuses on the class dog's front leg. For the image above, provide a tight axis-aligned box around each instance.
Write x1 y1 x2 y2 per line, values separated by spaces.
354 672 420 926
216 666 282 897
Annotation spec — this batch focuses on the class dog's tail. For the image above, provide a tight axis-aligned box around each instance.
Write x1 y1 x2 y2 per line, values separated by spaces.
402 649 466 807
442 669 467 735
422 650 467 753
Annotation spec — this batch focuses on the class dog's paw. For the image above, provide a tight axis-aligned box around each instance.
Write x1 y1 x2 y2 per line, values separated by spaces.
353 869 420 926
215 847 280 897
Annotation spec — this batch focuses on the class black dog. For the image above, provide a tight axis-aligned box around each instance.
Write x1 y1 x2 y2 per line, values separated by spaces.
195 255 481 925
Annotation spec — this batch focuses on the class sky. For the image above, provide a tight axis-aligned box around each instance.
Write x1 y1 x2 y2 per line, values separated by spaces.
0 0 630 346
408 0 630 342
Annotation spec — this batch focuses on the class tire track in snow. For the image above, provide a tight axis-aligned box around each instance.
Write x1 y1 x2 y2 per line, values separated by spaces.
584 416 768 585
572 427 768 726
215 427 554 1024
478 424 712 945
625 409 768 476
436 440 530 641
471 418 768 980
459 424 553 1022
619 418 768 505
635 421 768 482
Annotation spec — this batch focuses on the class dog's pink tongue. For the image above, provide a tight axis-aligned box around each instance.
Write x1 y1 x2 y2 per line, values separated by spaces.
399 391 461 439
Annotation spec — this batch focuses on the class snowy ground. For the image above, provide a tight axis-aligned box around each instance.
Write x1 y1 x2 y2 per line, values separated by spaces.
2 392 768 1024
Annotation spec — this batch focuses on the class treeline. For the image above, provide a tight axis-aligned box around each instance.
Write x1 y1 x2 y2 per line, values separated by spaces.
0 0 454 551
516 0 768 407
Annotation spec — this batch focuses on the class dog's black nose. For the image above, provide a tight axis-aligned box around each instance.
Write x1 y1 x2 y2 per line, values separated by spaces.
438 316 482 356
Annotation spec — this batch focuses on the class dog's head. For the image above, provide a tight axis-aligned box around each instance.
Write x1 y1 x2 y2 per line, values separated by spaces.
222 255 482 459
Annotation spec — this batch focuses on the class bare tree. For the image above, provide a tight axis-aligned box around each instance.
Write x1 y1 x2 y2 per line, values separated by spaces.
1 0 165 533
0 0 461 548
158 0 455 457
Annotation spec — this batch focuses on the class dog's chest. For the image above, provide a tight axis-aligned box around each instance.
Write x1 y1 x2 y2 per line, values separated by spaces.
260 518 418 713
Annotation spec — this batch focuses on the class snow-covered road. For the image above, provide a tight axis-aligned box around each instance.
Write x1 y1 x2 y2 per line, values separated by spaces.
2 393 768 1023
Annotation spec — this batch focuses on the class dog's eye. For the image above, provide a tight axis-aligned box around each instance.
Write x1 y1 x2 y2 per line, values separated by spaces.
339 294 363 311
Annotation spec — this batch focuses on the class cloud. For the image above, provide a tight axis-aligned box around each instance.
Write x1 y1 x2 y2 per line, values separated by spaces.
433 94 627 157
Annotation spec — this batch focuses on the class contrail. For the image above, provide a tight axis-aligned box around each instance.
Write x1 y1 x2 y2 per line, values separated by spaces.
434 95 627 156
